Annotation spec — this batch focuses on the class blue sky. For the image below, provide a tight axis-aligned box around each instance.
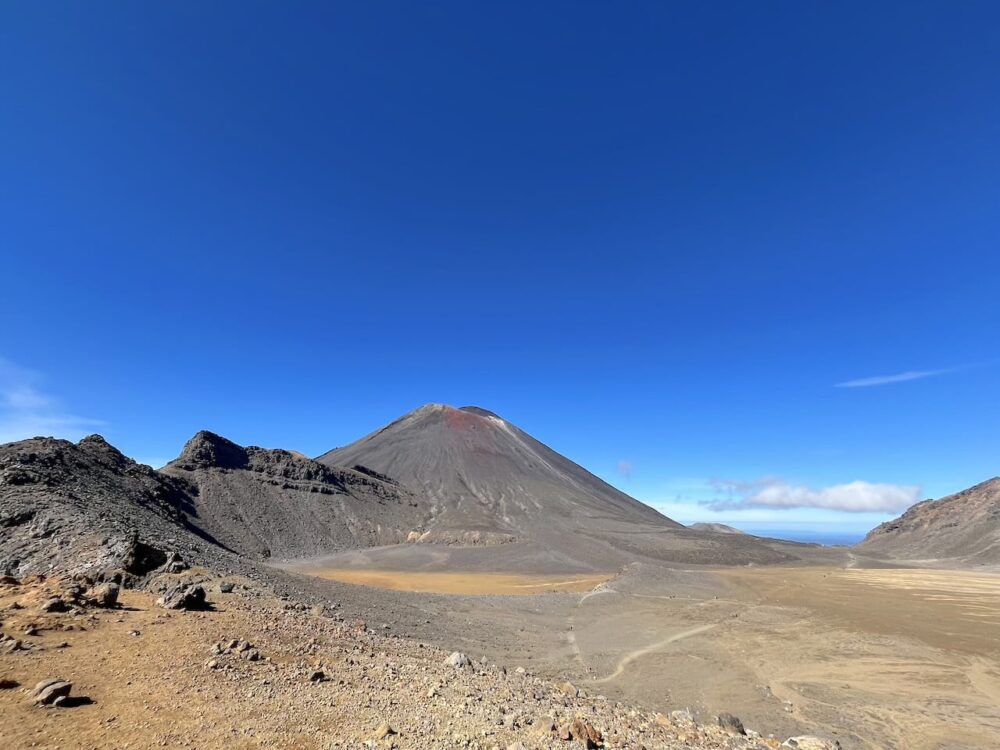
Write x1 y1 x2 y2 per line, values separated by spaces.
2 3 999 537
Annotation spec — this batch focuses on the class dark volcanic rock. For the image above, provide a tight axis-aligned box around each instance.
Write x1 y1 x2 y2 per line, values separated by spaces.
318 404 676 543
121 535 169 575
157 582 208 610
318 404 801 568
162 551 189 574
858 477 1000 564
0 429 422 579
0 435 206 578
170 431 250 471
160 432 424 559
718 713 747 735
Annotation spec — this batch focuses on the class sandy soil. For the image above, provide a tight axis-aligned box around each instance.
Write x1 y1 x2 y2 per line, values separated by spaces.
285 561 1000 750
9 558 996 749
0 574 790 750
566 565 1000 750
296 568 614 595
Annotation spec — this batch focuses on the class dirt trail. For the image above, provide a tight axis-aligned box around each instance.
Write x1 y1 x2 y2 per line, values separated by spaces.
591 624 718 683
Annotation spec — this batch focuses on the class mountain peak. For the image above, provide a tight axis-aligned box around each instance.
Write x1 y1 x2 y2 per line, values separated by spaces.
459 406 503 419
317 405 681 561
173 430 248 470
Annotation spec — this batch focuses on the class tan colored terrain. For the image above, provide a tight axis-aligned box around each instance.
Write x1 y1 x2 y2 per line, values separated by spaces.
297 568 613 595
552 566 1000 750
713 566 1000 749
286 562 1000 749
0 574 801 750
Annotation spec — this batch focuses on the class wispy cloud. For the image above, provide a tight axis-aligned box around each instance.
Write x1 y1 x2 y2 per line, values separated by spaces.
0 357 103 444
705 477 920 513
615 459 633 479
834 368 952 388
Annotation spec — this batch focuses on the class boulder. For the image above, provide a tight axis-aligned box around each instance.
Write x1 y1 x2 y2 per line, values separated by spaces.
33 678 72 706
718 712 746 735
445 651 471 668
530 717 556 737
156 583 208 610
87 582 120 608
39 596 68 613
219 581 235 593
783 738 842 750
558 680 580 697
162 551 189 574
120 534 167 575
568 718 603 748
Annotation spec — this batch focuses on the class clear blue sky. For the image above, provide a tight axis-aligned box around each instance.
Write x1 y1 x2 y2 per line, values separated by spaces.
2 2 998 536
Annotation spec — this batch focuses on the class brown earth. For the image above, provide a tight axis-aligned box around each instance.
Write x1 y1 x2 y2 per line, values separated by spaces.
279 561 1000 750
0 573 799 750
296 568 614 595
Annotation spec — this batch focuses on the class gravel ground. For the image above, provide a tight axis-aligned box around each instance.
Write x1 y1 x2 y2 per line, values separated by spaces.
0 573 836 750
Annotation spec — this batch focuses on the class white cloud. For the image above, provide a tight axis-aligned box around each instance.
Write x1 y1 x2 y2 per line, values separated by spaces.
0 358 103 444
616 459 633 479
834 368 951 388
705 477 920 513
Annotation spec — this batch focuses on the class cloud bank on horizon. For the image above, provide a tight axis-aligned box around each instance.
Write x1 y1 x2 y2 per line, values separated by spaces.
834 368 952 388
0 357 102 444
705 477 921 513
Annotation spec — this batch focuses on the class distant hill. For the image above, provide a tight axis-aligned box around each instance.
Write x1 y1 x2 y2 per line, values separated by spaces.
857 477 1000 565
689 522 747 535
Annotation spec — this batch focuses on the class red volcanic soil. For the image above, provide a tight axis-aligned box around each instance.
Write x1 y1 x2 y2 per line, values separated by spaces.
445 407 487 432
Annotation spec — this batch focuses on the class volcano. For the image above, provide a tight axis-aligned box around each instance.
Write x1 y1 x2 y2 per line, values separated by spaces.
318 404 677 543
317 405 796 569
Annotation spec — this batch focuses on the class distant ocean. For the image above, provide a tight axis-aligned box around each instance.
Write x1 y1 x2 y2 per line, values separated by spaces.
748 529 866 547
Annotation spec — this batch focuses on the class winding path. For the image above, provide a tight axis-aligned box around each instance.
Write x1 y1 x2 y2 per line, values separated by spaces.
590 623 718 683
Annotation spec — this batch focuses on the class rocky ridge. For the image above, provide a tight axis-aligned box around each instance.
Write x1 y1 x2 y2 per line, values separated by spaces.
857 477 1000 565
162 431 424 559
0 431 425 580
0 434 229 580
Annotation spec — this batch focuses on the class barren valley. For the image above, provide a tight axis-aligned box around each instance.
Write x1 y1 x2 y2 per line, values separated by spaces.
276 551 1000 750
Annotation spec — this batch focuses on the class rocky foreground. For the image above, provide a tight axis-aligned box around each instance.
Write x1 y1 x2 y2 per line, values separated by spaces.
0 569 839 750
